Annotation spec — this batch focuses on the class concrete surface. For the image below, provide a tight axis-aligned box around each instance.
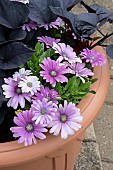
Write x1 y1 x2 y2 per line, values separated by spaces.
74 125 103 170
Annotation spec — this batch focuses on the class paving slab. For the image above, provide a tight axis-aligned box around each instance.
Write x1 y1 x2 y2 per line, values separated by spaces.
106 79 113 105
102 162 113 170
75 125 102 170
75 142 103 170
94 104 113 168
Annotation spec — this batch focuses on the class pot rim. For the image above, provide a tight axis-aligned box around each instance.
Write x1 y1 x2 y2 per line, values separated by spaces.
0 46 110 167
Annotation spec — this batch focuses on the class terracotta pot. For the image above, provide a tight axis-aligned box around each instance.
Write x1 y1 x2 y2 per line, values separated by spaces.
0 46 110 170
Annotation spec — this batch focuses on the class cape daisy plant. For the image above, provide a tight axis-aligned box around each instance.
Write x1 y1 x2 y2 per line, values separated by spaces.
0 0 113 146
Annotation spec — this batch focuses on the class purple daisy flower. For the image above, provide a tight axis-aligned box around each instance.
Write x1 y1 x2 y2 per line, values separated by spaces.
32 85 60 104
49 100 83 139
70 63 94 83
40 58 69 87
31 98 57 126
10 110 47 146
80 48 106 67
56 17 65 28
39 18 61 30
53 42 82 64
22 19 38 32
2 78 31 109
37 36 60 48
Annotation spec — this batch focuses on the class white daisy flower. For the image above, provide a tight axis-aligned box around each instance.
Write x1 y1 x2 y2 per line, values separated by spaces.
19 76 40 95
13 68 32 81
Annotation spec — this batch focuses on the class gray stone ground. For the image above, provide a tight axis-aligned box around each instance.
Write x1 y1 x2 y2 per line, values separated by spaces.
74 125 103 170
94 60 113 170
73 1 113 169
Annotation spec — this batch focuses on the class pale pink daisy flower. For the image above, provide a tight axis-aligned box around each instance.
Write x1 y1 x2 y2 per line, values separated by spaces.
39 18 61 30
2 78 31 109
10 110 47 146
80 48 106 67
22 19 38 32
37 36 60 48
31 98 57 126
49 100 83 139
40 57 69 87
53 42 82 64
32 85 60 104
70 63 94 83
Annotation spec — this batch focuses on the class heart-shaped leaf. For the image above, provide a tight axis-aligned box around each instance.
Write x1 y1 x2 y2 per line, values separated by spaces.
50 6 98 38
90 4 113 21
23 29 41 47
0 26 27 45
0 42 34 70
0 0 29 28
0 27 6 43
74 13 98 37
28 0 59 25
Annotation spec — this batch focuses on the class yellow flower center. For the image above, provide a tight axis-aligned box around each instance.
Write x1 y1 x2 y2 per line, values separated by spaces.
26 124 34 132
60 115 67 123
27 82 32 87
16 88 22 94
51 71 57 77
41 109 46 115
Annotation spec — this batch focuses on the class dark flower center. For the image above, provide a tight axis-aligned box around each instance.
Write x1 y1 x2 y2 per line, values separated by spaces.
16 87 22 94
27 82 32 87
41 109 46 115
50 71 57 77
26 124 34 132
60 115 67 123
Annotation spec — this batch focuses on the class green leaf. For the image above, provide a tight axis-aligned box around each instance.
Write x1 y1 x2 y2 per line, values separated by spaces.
78 82 91 91
64 76 77 91
39 48 55 63
35 42 44 56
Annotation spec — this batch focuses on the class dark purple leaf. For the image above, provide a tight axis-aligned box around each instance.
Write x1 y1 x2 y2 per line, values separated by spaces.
50 6 79 36
0 27 27 45
8 29 27 42
0 42 34 70
23 29 41 47
0 27 6 43
28 0 59 25
50 6 98 38
0 0 29 28
0 102 10 125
